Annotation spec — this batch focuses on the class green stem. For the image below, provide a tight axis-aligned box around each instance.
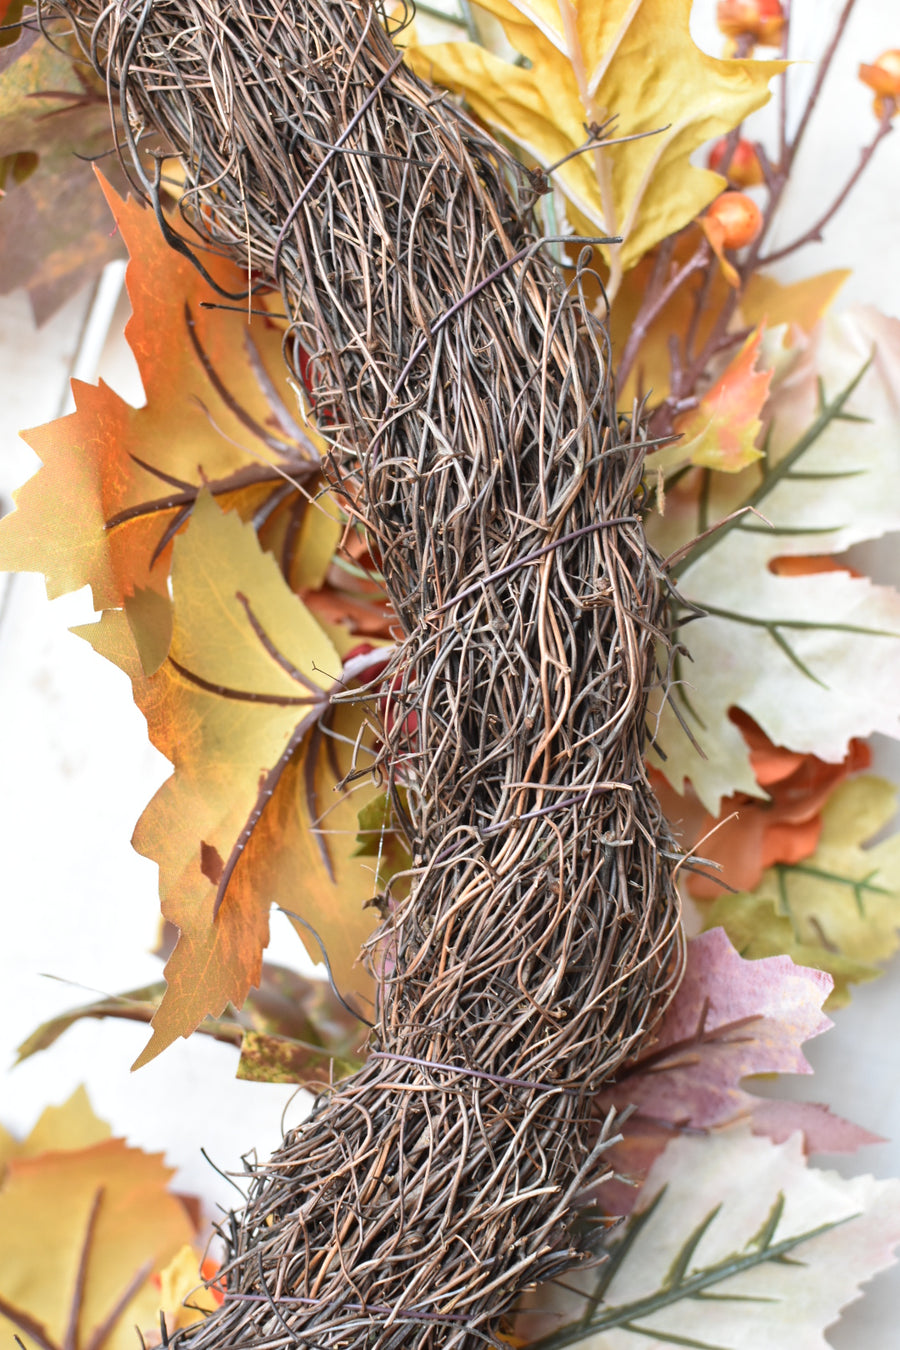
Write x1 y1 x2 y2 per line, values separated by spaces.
528 1204 854 1349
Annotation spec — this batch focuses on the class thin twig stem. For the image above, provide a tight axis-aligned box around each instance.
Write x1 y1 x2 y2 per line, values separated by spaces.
758 105 895 265
616 243 708 391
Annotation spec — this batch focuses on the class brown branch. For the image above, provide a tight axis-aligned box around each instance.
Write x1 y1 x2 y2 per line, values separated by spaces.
616 242 709 391
758 105 895 265
64 1189 104 1350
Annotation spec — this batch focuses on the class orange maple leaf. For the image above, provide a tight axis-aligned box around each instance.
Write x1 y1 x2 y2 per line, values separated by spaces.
653 704 871 901
1 176 396 1063
673 325 773 473
0 173 329 670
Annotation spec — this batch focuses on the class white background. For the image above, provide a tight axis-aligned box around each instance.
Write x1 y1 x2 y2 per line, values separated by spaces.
1 0 899 1343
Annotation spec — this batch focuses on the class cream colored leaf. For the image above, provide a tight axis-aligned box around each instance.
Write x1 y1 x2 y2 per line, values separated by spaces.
516 1129 900 1348
652 307 900 811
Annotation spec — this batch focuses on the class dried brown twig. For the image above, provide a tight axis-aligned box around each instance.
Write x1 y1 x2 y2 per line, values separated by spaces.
42 0 684 1344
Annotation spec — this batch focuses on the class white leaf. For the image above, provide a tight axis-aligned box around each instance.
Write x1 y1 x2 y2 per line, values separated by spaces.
653 307 900 812
517 1129 900 1349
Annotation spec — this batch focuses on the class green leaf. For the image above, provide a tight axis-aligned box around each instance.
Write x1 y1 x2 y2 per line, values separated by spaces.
235 1030 361 1085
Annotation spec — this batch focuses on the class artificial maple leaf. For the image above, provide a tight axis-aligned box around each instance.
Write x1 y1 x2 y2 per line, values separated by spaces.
0 175 331 657
515 1128 900 1348
664 326 772 473
609 242 848 408
0 1116 194 1350
653 712 871 900
354 790 413 900
0 29 127 322
649 306 900 810
404 0 781 291
16 961 365 1086
0 1086 111 1176
705 775 900 1008
592 929 878 1216
155 1246 223 1335
75 492 382 1064
1 174 393 1064
741 268 851 335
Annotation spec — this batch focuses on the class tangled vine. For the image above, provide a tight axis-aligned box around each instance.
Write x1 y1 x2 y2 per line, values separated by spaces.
45 0 685 1343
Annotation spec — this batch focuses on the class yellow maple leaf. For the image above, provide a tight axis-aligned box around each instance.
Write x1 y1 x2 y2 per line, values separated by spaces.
665 325 772 473
156 1246 222 1334
0 1110 194 1350
0 1087 111 1176
405 0 781 291
75 493 381 1065
742 268 851 334
704 777 900 1007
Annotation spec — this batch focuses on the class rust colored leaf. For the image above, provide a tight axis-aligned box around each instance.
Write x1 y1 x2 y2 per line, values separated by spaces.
654 712 871 900
0 174 329 619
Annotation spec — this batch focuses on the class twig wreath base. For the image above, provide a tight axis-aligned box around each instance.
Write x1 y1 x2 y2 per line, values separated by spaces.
49 0 686 1343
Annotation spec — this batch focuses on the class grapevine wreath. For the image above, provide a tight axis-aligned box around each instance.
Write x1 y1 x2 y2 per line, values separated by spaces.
1 1 899 1348
55 0 685 1342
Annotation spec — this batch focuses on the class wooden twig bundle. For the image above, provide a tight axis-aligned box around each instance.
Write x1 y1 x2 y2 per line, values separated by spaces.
49 0 684 1342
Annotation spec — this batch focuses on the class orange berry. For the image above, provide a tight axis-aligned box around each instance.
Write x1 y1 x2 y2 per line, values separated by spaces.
705 191 763 250
708 137 765 187
716 0 785 46
859 50 900 118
